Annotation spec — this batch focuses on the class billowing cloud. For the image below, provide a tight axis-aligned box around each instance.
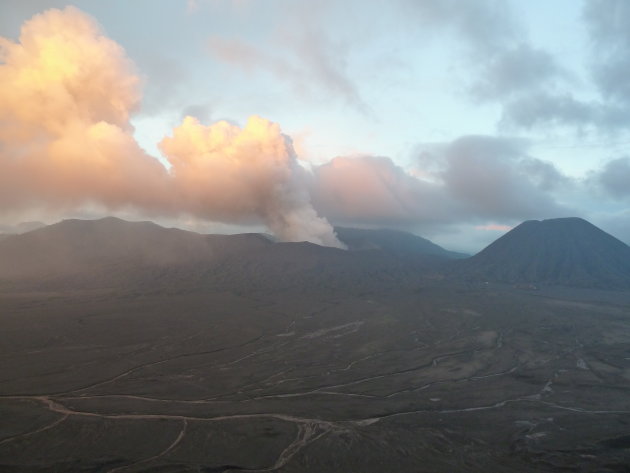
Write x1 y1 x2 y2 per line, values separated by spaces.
401 0 584 132
0 5 600 250
0 7 139 135
425 3 583 132
471 44 563 101
311 155 450 226
584 0 630 104
401 0 630 135
160 115 343 247
594 157 630 199
438 136 572 220
309 136 572 230
473 0 630 133
0 7 342 247
499 92 596 130
0 6 170 213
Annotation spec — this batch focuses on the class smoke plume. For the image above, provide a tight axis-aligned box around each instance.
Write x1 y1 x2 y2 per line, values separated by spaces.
0 6 170 212
160 116 343 247
0 7 342 248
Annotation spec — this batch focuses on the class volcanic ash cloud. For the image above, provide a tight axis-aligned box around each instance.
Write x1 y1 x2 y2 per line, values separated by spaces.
0 6 170 213
160 115 344 248
0 7 342 248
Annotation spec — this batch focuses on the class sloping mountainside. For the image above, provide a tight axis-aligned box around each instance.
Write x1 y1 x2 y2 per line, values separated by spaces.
196 240 436 293
456 217 630 288
0 221 46 235
335 227 468 259
0 218 455 291
0 217 269 287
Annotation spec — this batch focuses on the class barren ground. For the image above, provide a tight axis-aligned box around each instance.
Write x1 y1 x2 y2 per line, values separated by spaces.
1 283 630 472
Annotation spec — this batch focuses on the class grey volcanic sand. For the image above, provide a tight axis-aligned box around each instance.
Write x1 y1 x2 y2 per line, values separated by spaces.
1 217 630 471
1 283 630 472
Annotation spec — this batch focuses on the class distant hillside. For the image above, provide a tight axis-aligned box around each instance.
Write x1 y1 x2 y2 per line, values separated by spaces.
0 217 269 285
456 217 630 288
0 217 431 292
0 221 46 234
335 227 468 259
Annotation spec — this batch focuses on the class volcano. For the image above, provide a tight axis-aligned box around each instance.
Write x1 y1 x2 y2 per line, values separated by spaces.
0 218 453 291
457 217 630 288
0 217 269 287
335 227 468 259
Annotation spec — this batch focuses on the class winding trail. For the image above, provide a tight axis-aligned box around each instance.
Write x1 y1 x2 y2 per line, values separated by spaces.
2 389 630 472
61 334 265 396
261 422 330 472
241 348 474 401
106 419 188 473
0 413 68 447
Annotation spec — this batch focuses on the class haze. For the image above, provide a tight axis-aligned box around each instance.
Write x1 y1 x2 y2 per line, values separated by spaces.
1 1 630 253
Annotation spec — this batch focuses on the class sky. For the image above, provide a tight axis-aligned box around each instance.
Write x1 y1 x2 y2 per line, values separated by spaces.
1 0 630 253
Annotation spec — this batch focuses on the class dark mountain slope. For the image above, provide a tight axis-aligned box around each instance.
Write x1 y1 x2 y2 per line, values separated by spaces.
456 217 630 288
0 217 269 284
196 240 432 292
335 227 467 259
0 218 433 292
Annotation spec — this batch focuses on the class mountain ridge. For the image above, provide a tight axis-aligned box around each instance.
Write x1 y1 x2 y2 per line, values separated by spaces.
335 226 468 259
3 216 630 290
0 217 449 291
456 217 630 288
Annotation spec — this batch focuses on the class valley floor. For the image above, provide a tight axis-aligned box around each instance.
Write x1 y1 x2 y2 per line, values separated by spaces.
1 283 630 472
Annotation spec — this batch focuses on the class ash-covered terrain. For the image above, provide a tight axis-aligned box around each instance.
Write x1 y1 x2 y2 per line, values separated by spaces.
457 217 630 289
1 218 630 472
